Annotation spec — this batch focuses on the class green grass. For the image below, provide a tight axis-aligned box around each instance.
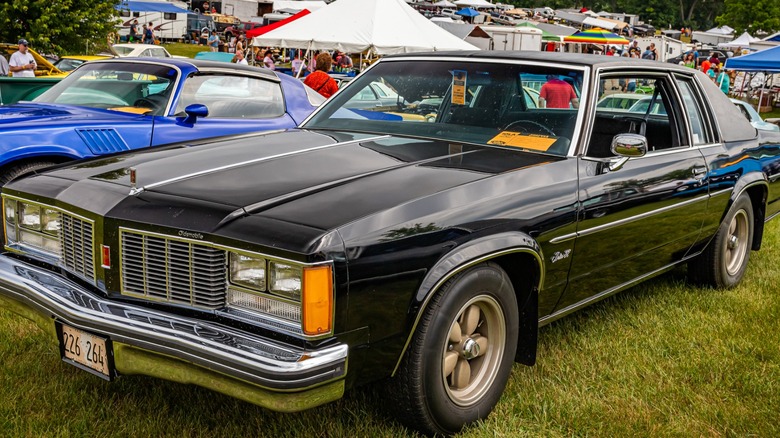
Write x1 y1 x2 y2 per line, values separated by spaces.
162 42 208 59
2 221 780 437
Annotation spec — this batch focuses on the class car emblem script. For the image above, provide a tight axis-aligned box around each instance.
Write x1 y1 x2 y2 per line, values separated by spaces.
178 230 204 240
551 249 571 263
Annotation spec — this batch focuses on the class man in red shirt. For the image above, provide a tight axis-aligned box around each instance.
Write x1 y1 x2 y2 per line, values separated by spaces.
700 58 711 75
539 75 579 109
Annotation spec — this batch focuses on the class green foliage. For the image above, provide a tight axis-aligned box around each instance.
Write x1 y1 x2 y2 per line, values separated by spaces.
0 0 121 55
717 0 780 35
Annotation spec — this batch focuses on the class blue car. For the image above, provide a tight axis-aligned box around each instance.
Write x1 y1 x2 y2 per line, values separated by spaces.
0 58 324 184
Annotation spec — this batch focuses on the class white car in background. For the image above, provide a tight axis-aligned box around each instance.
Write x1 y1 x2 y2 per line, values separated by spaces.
731 98 780 132
110 43 188 59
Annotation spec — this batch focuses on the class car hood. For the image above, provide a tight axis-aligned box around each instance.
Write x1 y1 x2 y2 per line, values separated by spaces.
0 103 141 126
7 129 557 251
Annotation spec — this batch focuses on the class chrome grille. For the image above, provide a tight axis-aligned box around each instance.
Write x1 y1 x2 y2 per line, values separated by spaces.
60 213 95 282
120 231 227 309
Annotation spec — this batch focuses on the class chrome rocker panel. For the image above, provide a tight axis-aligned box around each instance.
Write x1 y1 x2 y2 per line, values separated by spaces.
0 255 347 412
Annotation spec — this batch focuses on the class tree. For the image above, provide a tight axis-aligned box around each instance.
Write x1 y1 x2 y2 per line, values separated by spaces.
717 0 780 35
0 0 121 55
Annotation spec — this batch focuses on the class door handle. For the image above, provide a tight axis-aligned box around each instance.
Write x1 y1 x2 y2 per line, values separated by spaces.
692 167 707 178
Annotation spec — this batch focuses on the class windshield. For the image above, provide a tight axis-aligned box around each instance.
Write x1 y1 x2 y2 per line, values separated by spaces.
304 60 584 155
34 62 178 115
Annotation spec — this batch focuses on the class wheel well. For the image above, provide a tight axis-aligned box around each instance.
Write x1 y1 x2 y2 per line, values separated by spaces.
745 184 767 251
0 156 71 174
490 252 541 366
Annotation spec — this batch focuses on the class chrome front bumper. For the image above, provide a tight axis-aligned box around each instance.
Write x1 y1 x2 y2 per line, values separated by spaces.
0 255 347 412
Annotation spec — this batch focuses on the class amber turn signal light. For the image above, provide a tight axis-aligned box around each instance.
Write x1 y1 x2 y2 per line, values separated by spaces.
302 265 333 336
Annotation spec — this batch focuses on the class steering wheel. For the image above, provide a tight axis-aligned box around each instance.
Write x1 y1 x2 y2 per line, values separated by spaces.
502 119 556 137
134 95 166 113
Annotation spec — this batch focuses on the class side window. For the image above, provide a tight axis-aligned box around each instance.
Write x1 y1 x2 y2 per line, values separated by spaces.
141 49 153 57
675 76 714 145
175 74 285 119
589 75 682 158
150 48 169 58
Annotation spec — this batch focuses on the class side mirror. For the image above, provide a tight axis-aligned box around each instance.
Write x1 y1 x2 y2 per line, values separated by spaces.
608 134 647 171
182 104 208 125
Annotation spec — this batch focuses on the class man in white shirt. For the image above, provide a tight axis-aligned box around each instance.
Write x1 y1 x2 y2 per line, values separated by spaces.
0 55 9 76
9 39 36 78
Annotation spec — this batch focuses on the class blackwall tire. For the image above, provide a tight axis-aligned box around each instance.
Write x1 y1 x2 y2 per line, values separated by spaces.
0 161 58 186
388 262 519 436
689 194 754 288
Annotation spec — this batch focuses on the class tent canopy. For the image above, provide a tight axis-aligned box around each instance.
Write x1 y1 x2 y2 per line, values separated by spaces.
725 45 780 72
718 32 759 49
432 0 456 6
252 0 478 55
564 28 629 45
456 7 480 17
515 21 561 41
117 0 189 14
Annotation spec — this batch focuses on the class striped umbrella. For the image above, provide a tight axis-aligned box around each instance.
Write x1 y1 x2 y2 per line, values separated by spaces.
564 28 630 45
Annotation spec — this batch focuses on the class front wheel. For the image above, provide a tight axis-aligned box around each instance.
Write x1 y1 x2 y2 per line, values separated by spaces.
388 262 519 435
688 194 754 288
0 161 59 186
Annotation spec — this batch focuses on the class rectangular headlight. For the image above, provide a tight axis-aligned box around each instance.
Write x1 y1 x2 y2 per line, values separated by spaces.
4 199 61 255
229 253 266 290
226 288 301 323
269 261 302 300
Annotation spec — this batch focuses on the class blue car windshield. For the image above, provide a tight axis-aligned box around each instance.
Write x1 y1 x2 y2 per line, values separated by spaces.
303 60 585 155
35 62 178 115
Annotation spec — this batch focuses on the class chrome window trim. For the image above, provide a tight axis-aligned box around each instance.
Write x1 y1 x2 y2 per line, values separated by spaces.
550 193 710 244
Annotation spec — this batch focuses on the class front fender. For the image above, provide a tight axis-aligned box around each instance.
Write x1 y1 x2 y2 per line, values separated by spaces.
392 232 544 374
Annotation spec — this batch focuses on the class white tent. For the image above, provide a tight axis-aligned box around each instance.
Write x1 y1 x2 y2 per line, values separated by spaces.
252 0 478 54
706 25 734 35
432 0 457 6
718 31 760 49
454 0 496 9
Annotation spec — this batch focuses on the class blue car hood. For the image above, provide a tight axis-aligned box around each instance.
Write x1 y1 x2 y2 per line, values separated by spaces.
0 103 141 126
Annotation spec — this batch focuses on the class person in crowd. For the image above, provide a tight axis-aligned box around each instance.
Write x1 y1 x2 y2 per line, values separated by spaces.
539 74 578 109
129 19 139 43
715 67 730 94
9 39 36 78
227 35 236 53
709 53 720 67
207 31 219 52
236 34 246 54
337 51 353 70
641 46 653 60
0 54 9 76
304 52 339 98
291 53 305 75
627 40 641 57
683 52 696 69
263 50 275 70
143 22 155 44
700 56 711 75
233 49 248 65
605 46 615 56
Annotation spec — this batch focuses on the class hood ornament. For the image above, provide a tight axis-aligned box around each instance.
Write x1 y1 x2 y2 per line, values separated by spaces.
129 167 142 195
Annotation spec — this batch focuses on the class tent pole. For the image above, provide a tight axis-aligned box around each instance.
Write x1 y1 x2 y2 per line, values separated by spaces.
296 43 311 79
757 72 765 113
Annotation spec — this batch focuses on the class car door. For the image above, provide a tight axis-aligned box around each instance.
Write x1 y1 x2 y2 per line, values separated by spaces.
554 71 709 312
149 73 296 145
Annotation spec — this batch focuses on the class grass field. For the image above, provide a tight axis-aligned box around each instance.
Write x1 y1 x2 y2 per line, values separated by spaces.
1 217 779 436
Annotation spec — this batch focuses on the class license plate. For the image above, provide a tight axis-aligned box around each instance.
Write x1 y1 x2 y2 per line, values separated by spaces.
57 322 114 380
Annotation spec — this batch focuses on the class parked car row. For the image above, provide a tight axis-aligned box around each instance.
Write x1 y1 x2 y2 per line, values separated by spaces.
2 52 780 436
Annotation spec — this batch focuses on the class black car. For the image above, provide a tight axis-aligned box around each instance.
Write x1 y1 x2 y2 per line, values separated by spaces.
2 52 780 435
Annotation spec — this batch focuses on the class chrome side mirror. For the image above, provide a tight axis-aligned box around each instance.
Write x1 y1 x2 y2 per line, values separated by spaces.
609 134 648 171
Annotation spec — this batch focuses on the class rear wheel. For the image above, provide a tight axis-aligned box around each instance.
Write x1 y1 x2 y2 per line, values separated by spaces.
388 262 519 435
0 161 58 186
689 194 754 288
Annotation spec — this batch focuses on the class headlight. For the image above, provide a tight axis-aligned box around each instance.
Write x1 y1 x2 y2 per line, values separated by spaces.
229 253 266 290
2 198 61 255
269 261 302 300
225 249 333 336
